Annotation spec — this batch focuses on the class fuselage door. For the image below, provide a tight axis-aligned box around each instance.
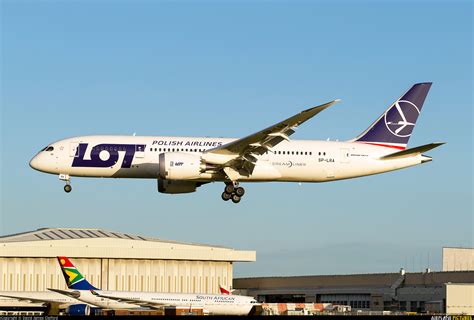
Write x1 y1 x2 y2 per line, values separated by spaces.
135 144 145 158
70 142 80 157
340 148 350 163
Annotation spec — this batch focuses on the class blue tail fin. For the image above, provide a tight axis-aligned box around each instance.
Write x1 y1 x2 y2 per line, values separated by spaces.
354 83 432 150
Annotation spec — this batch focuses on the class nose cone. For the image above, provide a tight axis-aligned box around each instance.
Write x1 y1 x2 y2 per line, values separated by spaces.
29 155 40 171
29 154 52 173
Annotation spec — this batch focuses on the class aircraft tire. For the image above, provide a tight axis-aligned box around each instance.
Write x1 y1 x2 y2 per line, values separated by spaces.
224 184 234 194
231 194 241 203
64 185 72 193
235 187 245 197
221 192 231 201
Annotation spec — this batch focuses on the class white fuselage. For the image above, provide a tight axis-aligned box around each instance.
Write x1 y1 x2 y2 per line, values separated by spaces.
30 135 429 183
72 290 258 316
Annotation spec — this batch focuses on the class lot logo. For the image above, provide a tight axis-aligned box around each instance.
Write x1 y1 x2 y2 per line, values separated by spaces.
384 100 420 138
72 143 146 168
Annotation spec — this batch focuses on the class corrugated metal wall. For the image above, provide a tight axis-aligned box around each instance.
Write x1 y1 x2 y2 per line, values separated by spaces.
0 257 232 294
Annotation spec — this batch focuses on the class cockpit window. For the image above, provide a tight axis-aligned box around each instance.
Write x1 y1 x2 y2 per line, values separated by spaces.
45 146 54 152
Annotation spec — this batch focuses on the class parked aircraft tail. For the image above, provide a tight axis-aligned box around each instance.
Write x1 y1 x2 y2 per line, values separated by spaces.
353 82 432 150
57 256 98 290
219 285 234 295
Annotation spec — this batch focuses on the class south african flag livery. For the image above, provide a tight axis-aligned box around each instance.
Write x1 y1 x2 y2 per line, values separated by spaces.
57 256 97 290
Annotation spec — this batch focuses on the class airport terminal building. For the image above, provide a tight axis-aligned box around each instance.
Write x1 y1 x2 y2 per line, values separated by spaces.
0 227 256 294
234 247 474 314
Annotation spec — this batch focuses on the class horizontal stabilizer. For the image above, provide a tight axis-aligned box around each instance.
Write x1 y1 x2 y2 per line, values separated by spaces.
380 142 445 160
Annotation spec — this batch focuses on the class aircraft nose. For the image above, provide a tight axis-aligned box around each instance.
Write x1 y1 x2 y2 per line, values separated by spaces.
30 154 50 172
29 155 40 171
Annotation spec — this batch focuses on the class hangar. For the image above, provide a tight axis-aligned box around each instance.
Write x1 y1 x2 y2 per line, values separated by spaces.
0 227 255 294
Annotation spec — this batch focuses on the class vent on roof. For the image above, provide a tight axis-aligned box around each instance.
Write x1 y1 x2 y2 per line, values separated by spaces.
42 232 55 240
77 230 91 238
80 230 97 238
68 230 85 238
48 231 64 239
57 230 74 239
97 230 110 237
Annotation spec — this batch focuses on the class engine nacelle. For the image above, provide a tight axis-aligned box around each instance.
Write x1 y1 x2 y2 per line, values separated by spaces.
158 179 198 194
159 152 202 180
66 304 90 316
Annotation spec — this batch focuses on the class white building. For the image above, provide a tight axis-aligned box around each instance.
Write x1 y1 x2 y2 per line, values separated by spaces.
0 227 256 294
443 247 474 272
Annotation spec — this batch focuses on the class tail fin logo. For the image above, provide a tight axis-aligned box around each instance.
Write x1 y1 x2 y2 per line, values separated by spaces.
384 100 420 138
59 258 84 286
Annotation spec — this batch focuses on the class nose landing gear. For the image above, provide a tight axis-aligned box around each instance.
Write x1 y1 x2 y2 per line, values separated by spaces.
222 182 245 203
59 174 72 193
64 184 72 193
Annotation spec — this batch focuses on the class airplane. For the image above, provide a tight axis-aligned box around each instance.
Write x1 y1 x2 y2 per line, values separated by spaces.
29 83 444 203
50 256 261 316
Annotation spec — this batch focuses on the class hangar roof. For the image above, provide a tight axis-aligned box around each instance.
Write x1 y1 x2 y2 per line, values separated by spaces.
0 227 221 247
0 228 256 262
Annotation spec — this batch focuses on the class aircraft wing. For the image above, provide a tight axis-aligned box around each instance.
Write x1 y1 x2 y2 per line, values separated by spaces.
0 293 50 305
90 291 167 309
48 288 81 299
205 100 339 177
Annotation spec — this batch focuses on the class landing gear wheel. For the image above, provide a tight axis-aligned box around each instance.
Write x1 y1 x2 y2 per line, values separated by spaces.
231 194 241 203
224 184 235 194
64 184 72 193
235 187 245 197
221 192 231 201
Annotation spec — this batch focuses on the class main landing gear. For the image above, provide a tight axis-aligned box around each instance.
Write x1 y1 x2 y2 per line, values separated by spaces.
59 174 72 193
221 182 245 203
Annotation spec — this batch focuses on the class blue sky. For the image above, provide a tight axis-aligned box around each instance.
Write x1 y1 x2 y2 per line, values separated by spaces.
1 0 472 277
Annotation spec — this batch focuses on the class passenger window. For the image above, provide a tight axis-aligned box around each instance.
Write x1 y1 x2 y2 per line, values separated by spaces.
291 151 294 155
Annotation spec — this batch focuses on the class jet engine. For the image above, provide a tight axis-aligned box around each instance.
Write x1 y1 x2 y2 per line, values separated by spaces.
66 304 91 316
158 179 198 194
159 152 203 180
